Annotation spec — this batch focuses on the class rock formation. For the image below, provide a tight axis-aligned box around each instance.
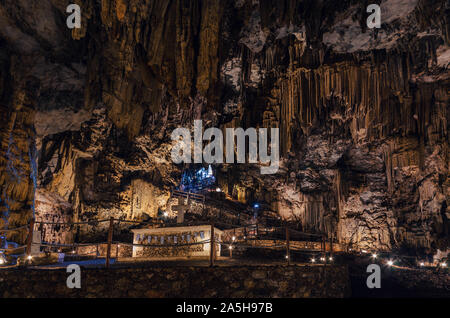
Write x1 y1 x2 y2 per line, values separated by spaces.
0 0 448 254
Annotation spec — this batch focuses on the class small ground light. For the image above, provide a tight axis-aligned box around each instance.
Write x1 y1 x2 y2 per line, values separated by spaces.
387 260 394 266
420 262 425 267
441 263 447 268
320 257 325 261
329 257 333 261
311 258 316 263
216 187 221 192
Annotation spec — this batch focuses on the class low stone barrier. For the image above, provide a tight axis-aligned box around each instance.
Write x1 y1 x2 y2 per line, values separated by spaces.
0 264 350 298
389 267 450 291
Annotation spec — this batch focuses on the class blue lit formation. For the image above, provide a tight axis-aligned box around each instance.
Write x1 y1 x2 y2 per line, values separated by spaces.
179 165 215 192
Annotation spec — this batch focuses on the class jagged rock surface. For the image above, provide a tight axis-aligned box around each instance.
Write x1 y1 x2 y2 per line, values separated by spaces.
0 0 448 253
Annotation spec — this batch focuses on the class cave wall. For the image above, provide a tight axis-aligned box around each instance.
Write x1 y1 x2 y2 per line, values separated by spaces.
0 0 448 251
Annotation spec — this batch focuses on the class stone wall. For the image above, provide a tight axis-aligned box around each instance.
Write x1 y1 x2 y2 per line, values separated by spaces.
0 265 350 298
389 268 450 291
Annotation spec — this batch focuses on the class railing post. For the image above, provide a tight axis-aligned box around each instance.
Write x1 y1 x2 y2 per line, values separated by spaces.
285 226 290 265
26 219 35 262
330 235 334 255
209 223 215 267
106 217 114 268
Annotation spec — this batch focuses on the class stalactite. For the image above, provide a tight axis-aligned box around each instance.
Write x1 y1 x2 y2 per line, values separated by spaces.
277 47 447 157
0 75 39 244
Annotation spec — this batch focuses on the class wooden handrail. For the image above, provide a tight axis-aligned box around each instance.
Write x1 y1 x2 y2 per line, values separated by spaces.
172 190 205 202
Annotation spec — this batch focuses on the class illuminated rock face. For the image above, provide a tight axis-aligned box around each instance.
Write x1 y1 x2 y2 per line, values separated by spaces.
0 0 448 251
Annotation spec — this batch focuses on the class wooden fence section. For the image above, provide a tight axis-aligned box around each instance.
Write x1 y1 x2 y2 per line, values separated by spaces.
171 190 205 203
244 239 344 252
27 216 342 268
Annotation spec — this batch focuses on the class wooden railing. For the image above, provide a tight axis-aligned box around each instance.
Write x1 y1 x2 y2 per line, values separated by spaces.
171 189 205 203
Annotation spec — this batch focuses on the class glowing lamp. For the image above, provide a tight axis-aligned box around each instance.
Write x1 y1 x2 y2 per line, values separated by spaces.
216 188 221 192
253 203 259 209
311 258 316 263
329 257 333 261
372 254 377 259
441 263 447 268
232 236 236 241
387 260 394 266
420 262 425 267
